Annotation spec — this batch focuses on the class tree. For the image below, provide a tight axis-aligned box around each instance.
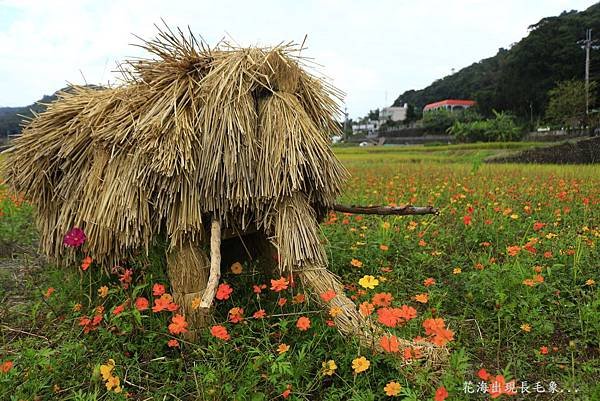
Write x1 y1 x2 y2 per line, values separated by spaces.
545 80 596 129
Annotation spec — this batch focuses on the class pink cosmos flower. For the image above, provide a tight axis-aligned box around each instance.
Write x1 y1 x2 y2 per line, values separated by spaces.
64 227 86 247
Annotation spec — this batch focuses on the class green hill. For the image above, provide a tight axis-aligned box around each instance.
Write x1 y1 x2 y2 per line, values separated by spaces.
393 3 600 122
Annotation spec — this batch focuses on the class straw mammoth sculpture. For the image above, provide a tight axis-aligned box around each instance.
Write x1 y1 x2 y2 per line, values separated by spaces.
4 28 444 365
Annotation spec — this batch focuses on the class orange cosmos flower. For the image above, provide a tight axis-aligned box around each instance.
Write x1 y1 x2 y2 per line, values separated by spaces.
167 339 179 348
81 256 93 271
134 297 149 311
507 246 521 256
540 346 548 355
277 343 290 354
270 277 289 292
423 277 436 287
296 316 311 331
379 244 389 251
43 287 55 299
210 325 230 341
350 258 363 268
253 284 267 294
292 293 306 304
320 289 337 302
359 301 374 317
414 293 429 304
277 298 287 307
168 314 188 335
228 307 244 324
384 381 402 397
253 309 266 319
230 262 242 274
98 286 109 298
1 360 13 374
434 386 448 401
379 334 400 353
152 283 166 296
215 283 233 300
372 292 393 307
533 221 546 231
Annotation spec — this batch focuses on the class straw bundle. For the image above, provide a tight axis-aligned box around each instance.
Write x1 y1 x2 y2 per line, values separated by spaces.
3 27 446 363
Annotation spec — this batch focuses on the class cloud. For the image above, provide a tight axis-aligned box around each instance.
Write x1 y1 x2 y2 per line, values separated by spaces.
0 0 596 118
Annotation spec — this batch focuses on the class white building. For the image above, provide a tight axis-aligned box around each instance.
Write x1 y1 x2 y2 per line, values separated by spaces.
379 104 408 124
352 120 380 135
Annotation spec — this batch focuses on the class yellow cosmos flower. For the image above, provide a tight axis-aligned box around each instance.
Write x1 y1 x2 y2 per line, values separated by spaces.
322 360 337 376
352 356 370 373
384 381 402 396
358 275 379 290
98 286 109 298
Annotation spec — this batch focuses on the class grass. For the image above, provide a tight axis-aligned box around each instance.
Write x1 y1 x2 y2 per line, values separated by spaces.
1 145 599 400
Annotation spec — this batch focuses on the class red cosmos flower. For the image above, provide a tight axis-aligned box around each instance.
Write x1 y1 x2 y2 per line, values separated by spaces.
296 316 311 331
167 339 179 348
320 289 337 302
434 386 448 401
463 215 472 225
112 303 126 315
477 368 490 381
252 309 266 319
168 314 188 335
533 221 546 231
282 385 292 399
1 360 13 374
64 227 86 247
277 298 287 307
540 346 549 355
152 283 166 296
119 269 133 289
216 283 233 300
210 325 230 341
270 277 289 292
134 297 149 311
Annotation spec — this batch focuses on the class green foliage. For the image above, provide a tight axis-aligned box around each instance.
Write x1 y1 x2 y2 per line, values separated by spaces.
448 111 522 142
545 80 596 128
422 108 483 134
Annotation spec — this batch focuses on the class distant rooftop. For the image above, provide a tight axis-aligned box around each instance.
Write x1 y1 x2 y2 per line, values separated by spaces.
423 99 476 112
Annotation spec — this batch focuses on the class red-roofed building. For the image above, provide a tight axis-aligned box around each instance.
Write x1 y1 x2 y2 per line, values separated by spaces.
423 99 476 113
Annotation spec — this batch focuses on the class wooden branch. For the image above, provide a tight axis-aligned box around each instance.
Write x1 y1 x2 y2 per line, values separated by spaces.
199 218 222 309
332 204 439 216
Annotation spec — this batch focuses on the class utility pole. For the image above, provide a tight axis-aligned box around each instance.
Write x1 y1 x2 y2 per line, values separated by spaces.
585 29 592 117
343 106 349 142
579 29 600 121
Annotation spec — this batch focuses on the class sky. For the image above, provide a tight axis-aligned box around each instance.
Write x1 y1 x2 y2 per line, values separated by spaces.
0 0 597 119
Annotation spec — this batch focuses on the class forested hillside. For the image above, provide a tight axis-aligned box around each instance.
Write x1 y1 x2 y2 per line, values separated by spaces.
393 3 600 122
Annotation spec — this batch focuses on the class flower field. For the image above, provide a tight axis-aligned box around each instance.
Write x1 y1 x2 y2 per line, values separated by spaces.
0 146 599 400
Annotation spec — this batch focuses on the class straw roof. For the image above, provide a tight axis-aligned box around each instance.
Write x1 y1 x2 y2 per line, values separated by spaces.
3 27 349 268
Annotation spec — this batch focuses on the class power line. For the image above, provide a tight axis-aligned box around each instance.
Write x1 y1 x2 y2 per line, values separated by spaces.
579 29 600 116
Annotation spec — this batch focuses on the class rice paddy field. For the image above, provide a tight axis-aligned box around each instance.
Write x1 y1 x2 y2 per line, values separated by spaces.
0 144 599 400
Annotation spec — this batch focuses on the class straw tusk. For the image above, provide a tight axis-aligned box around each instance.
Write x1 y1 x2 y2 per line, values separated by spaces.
332 204 439 216
199 217 222 309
